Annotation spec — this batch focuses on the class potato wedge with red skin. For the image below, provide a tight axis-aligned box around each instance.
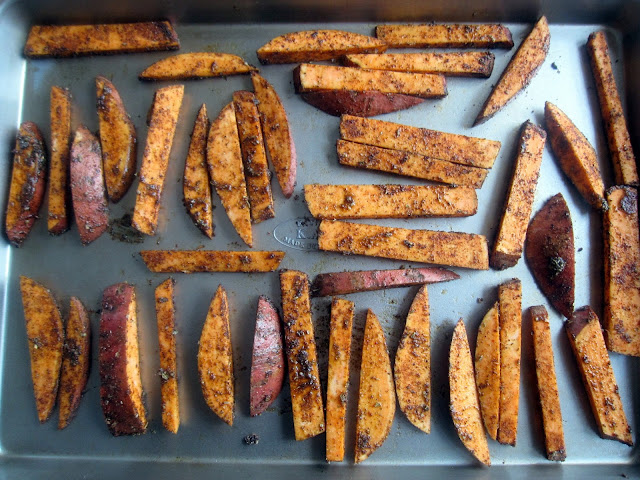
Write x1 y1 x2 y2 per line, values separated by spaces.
474 302 500 440
20 276 64 423
99 282 147 436
140 250 285 273
58 297 91 430
48 86 72 235
376 23 513 49
140 52 255 80
156 278 179 433
299 90 424 117
70 126 109 245
250 295 285 417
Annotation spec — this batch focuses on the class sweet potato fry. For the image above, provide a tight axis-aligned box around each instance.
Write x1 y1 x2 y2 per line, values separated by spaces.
318 220 489 270
376 23 513 49
340 114 501 169
299 90 425 117
304 184 477 219
155 278 179 433
140 250 285 273
474 302 500 440
587 31 638 186
280 270 325 440
326 298 354 462
132 85 184 235
566 306 633 445
140 52 255 80
491 121 546 270
257 29 387 64
24 21 180 58
20 276 64 423
48 86 72 234
355 309 395 463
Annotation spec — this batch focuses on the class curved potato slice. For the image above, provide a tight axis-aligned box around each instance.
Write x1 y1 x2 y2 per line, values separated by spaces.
140 52 256 80
474 302 500 440
300 90 424 117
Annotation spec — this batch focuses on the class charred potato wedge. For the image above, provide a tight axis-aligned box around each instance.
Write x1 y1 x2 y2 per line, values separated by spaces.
156 278 179 433
140 250 284 273
140 52 255 80
48 86 72 234
299 90 424 117
376 23 513 49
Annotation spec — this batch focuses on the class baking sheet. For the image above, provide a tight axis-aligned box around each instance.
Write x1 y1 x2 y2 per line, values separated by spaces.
0 4 638 478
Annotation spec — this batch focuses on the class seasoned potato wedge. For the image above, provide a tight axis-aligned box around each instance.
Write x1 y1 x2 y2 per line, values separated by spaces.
20 276 64 423
140 250 284 273
474 302 500 440
155 278 179 433
376 23 513 49
140 52 255 80
299 90 424 117
48 86 72 234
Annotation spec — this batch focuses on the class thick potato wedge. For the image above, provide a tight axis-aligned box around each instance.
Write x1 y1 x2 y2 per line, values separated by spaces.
566 306 633 445
257 29 387 64
250 296 285 417
70 126 109 245
58 297 91 430
530 306 566 461
337 140 489 189
603 186 640 356
340 114 501 169
155 278 179 433
299 90 425 117
206 102 253 246
294 63 447 99
545 102 605 209
140 52 255 80
344 52 495 78
474 17 550 125
525 193 575 318
96 76 137 203
233 90 275 223
132 84 184 235
395 285 431 434
183 104 213 238
587 31 638 187
5 122 47 247
491 121 546 270
497 278 522 446
311 267 459 297
48 86 72 235
140 250 285 273
20 276 64 423
474 302 500 441
251 72 296 198
326 298 354 462
376 23 513 49
280 270 325 440
198 285 234 426
24 21 179 58
318 220 489 270
99 283 147 436
449 319 491 466
355 309 395 463
304 184 477 219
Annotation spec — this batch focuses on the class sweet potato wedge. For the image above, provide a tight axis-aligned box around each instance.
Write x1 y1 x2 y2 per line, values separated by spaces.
250 296 285 417
474 16 550 125
587 31 638 186
355 309 395 463
24 21 179 58
395 285 431 434
305 184 477 219
206 102 252 246
603 186 640 356
545 102 606 209
58 296 91 430
376 23 513 49
491 121 546 270
340 114 501 169
326 298 354 462
344 52 495 78
140 250 285 273
155 278 179 433
132 84 184 235
474 302 500 441
257 29 387 64
280 270 325 440
525 193 575 318
183 104 213 238
48 86 72 234
140 52 255 80
337 140 489 189
299 90 425 117
318 220 489 270
198 285 234 426
70 126 109 245
99 283 147 436
530 306 566 461
96 76 137 203
449 319 490 466
566 306 633 445
20 276 64 423
5 122 47 247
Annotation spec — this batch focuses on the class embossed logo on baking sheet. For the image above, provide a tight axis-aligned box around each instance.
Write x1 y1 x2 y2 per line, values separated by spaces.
273 217 319 251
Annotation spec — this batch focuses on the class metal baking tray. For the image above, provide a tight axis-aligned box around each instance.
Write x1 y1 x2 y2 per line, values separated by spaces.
0 0 639 478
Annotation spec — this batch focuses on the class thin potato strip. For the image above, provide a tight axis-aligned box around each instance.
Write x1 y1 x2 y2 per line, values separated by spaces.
155 278 179 433
48 86 72 234
140 250 285 273
474 302 500 440
376 23 513 49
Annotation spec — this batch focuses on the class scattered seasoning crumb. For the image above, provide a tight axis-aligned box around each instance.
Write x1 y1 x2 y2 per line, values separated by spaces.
551 62 558 71
578 247 583 252
476 297 484 304
243 433 259 445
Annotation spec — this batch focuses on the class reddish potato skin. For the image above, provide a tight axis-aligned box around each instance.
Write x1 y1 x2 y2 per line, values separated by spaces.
250 296 285 416
299 90 425 117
